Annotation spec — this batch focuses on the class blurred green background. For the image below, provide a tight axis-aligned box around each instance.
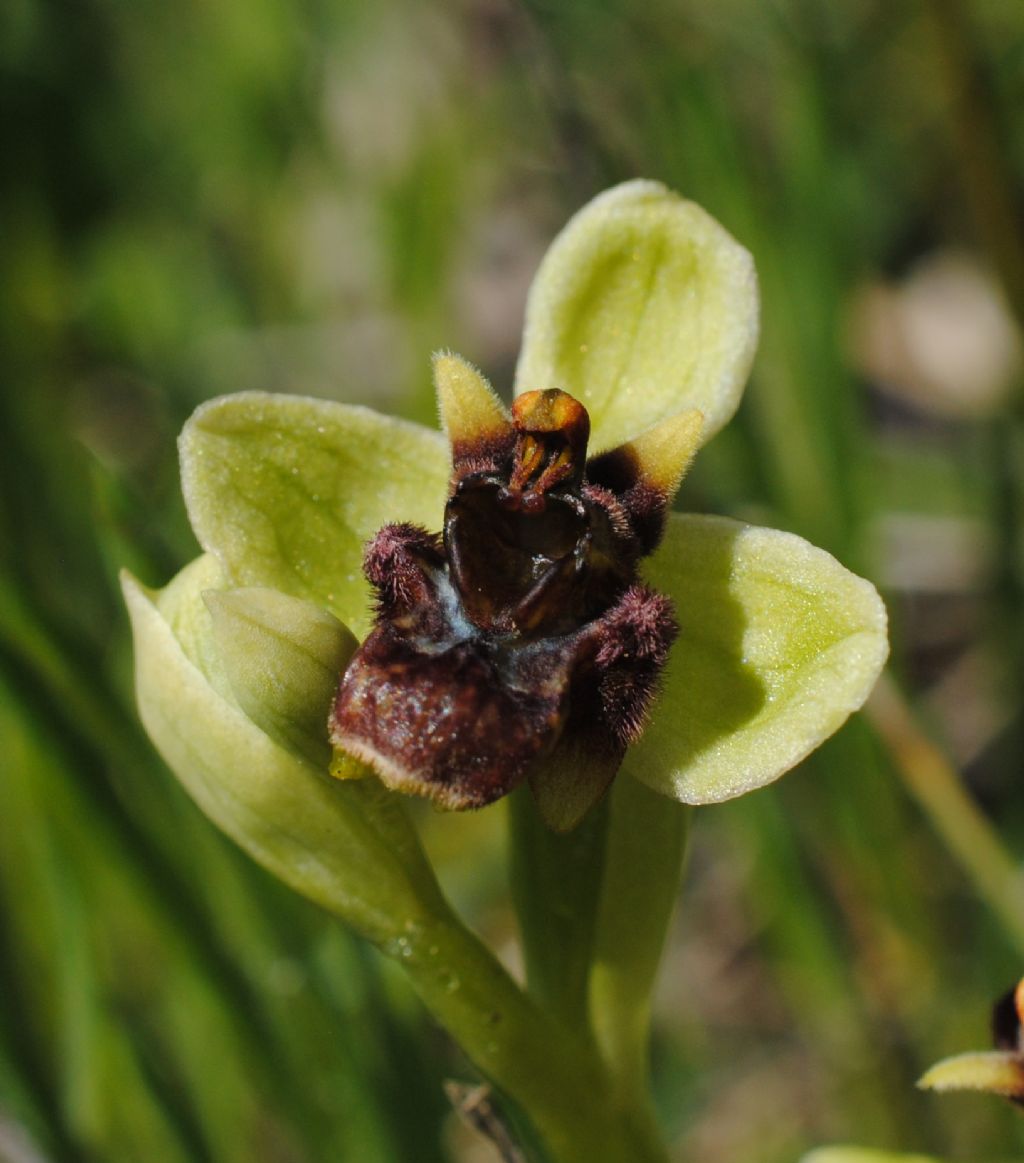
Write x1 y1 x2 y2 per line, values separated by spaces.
3 0 1024 1159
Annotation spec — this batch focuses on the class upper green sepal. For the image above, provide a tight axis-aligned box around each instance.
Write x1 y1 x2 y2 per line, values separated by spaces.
515 179 759 453
204 586 357 767
629 514 888 804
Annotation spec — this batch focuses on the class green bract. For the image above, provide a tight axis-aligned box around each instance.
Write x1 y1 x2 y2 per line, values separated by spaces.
125 179 887 908
801 1151 945 1163
918 1050 1024 1099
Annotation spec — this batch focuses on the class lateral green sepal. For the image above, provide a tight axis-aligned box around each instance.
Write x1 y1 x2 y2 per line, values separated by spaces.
204 586 357 767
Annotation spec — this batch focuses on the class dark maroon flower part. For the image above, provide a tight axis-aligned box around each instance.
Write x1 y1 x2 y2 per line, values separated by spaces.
329 357 699 831
993 978 1024 1054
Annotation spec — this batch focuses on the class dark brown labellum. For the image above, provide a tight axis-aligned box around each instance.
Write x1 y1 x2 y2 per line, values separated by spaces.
993 978 1024 1053
329 386 679 830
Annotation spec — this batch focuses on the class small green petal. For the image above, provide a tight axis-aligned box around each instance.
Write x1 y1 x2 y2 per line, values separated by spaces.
180 392 449 637
918 1051 1024 1098
801 1151 945 1163
204 587 357 767
628 514 888 804
434 350 512 455
122 565 444 943
515 180 759 452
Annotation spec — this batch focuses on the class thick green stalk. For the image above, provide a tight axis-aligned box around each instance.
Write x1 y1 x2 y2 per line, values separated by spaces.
382 901 669 1163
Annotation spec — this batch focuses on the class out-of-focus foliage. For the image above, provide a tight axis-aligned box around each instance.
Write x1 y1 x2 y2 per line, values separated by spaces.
2 0 1024 1160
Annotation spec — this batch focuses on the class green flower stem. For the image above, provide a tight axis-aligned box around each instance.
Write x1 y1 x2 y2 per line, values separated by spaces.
508 787 610 1032
590 777 691 1109
375 899 670 1163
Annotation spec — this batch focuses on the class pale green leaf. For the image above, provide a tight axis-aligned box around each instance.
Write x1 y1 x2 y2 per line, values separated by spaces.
628 514 888 803
204 586 357 767
918 1050 1024 1098
122 564 445 943
180 391 449 637
514 180 759 453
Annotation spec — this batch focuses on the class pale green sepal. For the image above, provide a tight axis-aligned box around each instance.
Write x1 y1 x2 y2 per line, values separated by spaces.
204 587 357 768
514 180 759 453
918 1050 1024 1098
628 514 888 804
122 567 446 945
802 1150 945 1163
179 392 450 638
153 552 235 702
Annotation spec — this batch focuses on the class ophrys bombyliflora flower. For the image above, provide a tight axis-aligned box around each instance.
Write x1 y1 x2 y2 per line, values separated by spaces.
125 179 889 852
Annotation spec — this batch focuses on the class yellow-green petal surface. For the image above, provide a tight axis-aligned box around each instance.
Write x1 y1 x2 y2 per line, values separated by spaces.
629 514 888 803
180 391 449 638
205 586 357 767
515 180 758 452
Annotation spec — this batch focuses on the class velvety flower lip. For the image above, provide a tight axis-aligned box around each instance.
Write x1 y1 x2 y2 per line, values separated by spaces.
328 359 697 831
126 179 889 847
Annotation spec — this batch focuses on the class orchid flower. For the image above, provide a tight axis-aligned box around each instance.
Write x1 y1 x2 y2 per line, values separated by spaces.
123 180 888 1163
